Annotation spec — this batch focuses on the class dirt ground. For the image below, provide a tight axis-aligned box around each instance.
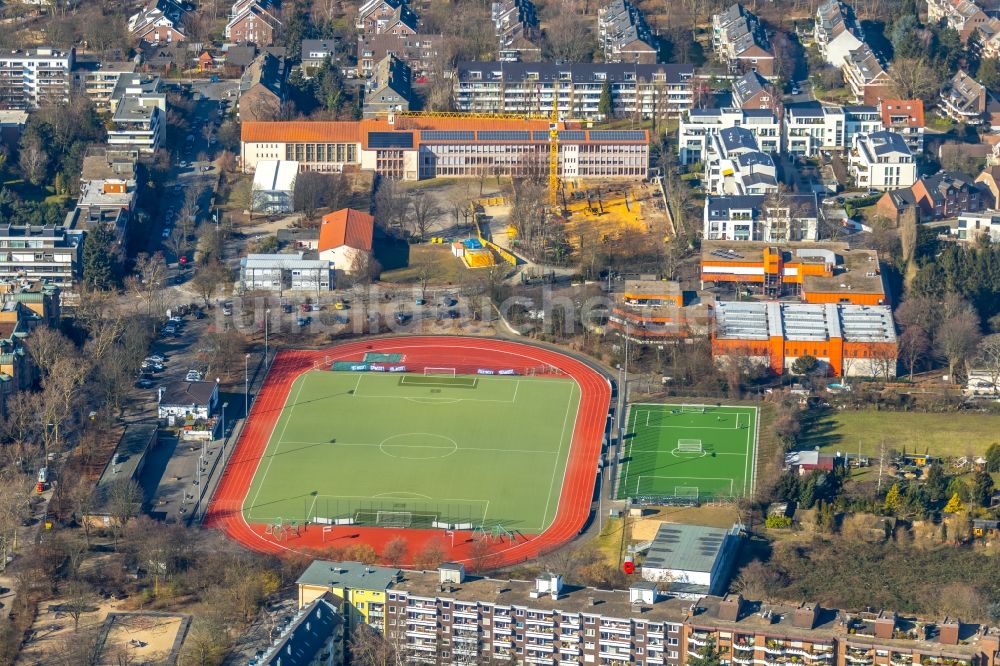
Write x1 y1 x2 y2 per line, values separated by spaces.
102 613 186 664
18 596 117 664
630 504 744 542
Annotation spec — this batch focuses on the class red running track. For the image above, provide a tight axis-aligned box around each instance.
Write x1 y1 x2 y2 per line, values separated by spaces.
203 336 611 568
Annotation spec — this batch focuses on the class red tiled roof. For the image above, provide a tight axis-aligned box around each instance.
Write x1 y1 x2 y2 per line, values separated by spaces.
879 99 925 128
319 208 375 252
241 121 363 144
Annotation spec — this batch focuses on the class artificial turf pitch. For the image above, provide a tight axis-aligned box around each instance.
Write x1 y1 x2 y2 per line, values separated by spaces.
617 403 758 501
242 370 581 532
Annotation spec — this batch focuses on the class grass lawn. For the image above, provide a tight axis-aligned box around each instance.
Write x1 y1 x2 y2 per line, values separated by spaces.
618 404 758 501
799 409 1000 458
379 244 467 285
243 370 581 533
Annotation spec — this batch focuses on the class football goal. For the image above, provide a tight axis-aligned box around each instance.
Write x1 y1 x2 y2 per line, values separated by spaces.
424 367 457 376
375 511 413 528
674 486 700 501
680 404 707 413
676 439 704 453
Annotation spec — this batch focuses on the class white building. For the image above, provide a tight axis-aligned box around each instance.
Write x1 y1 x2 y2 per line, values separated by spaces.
157 380 219 423
641 523 742 597
239 253 333 292
784 103 883 156
814 0 864 67
318 208 375 275
848 131 917 192
0 47 75 109
677 107 780 165
0 224 83 286
107 76 167 153
251 160 299 214
703 194 820 242
955 211 1000 242
704 126 778 196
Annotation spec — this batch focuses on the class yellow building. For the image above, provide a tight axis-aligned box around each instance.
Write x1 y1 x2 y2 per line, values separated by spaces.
296 560 400 632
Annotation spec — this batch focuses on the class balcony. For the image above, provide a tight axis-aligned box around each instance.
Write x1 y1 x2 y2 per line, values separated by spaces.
733 656 754 665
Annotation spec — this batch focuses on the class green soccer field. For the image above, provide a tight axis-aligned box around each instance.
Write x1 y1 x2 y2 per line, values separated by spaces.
243 370 581 532
617 403 758 501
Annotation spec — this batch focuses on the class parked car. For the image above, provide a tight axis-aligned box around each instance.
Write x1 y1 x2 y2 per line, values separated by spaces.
447 309 460 319
395 312 412 324
135 377 155 389
185 370 203 382
141 360 164 372
415 298 426 306
145 354 167 364
297 316 312 327
222 303 233 316
282 303 294 314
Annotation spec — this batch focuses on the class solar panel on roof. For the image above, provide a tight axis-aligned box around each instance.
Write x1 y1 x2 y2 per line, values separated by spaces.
478 130 530 141
530 130 587 141
589 130 646 141
421 130 475 141
368 131 413 148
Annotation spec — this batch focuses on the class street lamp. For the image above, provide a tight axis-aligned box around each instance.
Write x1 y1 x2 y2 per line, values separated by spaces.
245 353 251 416
264 308 270 367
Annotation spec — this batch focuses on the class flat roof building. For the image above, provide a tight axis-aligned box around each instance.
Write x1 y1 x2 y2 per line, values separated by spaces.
641 523 742 596
712 301 897 377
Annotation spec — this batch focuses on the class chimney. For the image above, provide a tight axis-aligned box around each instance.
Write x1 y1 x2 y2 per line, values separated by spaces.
718 594 744 622
938 618 960 645
875 611 897 640
794 602 821 630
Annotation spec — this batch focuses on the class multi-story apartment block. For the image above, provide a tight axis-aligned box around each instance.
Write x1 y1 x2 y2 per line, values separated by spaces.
128 0 188 44
239 253 333 291
296 561 1000 666
842 44 890 104
712 4 775 77
703 194 819 242
879 99 925 152
0 48 75 110
598 0 658 64
74 61 136 110
814 0 864 67
454 61 693 121
849 131 917 192
940 70 987 125
927 0 990 42
241 117 650 180
492 0 541 61
784 103 884 156
0 224 83 286
357 33 442 78
704 127 778 196
107 75 166 153
678 107 781 164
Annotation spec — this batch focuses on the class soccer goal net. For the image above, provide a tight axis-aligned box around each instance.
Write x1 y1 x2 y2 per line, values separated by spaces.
676 439 703 453
680 404 707 413
375 511 413 528
424 367 457 376
674 486 700 501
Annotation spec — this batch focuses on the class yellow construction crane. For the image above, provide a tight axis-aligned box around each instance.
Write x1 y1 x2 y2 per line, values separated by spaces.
548 94 559 209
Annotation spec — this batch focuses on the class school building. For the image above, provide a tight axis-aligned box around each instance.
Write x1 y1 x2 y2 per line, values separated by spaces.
240 115 650 180
711 301 898 377
700 241 888 305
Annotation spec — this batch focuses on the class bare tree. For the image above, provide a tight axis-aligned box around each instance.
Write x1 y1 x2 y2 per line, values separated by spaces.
374 179 408 234
889 57 943 102
128 252 169 322
351 623 403 666
936 309 982 379
382 537 408 566
192 260 230 307
25 326 75 381
18 135 49 186
899 325 930 379
63 579 94 632
105 478 143 549
975 333 1000 394
408 192 441 240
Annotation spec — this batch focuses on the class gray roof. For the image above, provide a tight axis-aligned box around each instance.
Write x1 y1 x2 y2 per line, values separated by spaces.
297 560 401 591
159 380 217 407
301 39 338 62
456 61 692 84
95 423 157 492
719 125 757 152
643 523 738 574
731 70 768 102
260 595 342 666
707 194 765 217
866 130 910 156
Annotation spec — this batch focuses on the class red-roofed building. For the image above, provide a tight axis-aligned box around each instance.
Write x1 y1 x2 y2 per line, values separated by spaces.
879 99 924 152
319 208 375 274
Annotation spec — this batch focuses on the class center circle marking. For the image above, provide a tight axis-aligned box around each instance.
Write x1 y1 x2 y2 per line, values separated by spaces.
378 433 459 460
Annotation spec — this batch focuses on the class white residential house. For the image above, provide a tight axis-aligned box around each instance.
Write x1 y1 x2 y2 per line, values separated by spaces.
107 75 167 153
704 126 778 196
848 131 917 191
157 380 219 423
677 107 781 164
239 253 333 291
0 47 75 109
955 211 1000 242
784 103 883 156
251 160 299 214
703 194 820 242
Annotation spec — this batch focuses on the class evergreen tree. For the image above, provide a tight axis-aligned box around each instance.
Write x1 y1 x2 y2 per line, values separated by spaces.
598 80 613 121
985 443 1000 473
689 638 723 666
979 58 1000 91
884 483 903 514
925 462 948 503
82 223 119 290
971 468 996 507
